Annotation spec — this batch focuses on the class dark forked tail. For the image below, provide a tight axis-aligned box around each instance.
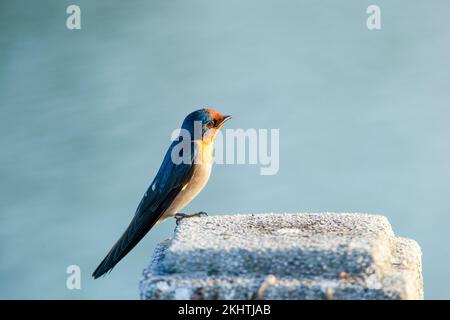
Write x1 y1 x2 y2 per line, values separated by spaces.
92 213 157 279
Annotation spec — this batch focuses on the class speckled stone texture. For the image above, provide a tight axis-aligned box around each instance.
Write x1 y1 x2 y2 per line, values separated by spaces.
140 213 423 300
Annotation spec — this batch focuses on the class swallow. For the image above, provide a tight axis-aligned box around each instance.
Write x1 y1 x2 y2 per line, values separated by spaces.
92 108 231 278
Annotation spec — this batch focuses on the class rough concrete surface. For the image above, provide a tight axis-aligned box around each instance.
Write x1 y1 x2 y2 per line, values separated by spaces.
140 213 423 300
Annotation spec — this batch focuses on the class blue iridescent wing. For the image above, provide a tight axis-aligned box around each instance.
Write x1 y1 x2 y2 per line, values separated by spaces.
92 140 196 278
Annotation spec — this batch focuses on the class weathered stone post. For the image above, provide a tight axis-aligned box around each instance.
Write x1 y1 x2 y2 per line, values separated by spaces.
140 213 423 300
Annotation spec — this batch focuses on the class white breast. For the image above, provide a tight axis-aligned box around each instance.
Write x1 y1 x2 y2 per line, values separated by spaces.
158 141 213 222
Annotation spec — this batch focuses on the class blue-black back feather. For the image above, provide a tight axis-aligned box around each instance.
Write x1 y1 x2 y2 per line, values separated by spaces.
92 140 196 278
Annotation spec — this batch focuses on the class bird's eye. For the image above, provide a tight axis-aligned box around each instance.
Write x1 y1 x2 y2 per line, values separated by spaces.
209 120 217 127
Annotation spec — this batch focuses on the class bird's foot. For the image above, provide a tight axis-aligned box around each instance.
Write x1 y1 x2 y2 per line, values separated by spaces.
175 212 208 225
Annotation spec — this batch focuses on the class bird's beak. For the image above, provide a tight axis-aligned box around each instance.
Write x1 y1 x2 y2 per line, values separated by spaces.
218 115 232 128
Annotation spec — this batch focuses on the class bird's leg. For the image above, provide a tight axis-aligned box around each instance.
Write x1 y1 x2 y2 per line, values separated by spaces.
175 212 208 225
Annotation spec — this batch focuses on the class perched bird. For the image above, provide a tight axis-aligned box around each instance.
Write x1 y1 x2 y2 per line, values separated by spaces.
92 108 231 279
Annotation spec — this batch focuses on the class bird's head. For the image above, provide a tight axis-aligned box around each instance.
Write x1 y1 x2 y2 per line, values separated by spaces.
181 108 231 143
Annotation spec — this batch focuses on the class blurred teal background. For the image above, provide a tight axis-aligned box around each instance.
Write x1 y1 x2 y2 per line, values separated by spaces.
1 0 449 299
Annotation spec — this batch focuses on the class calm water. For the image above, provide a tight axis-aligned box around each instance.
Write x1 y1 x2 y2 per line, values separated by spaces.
1 1 449 299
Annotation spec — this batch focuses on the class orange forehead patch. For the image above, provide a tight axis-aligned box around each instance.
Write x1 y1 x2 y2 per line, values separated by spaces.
206 108 224 121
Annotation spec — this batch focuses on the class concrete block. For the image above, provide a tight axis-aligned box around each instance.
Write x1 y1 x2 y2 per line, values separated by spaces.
140 213 423 300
